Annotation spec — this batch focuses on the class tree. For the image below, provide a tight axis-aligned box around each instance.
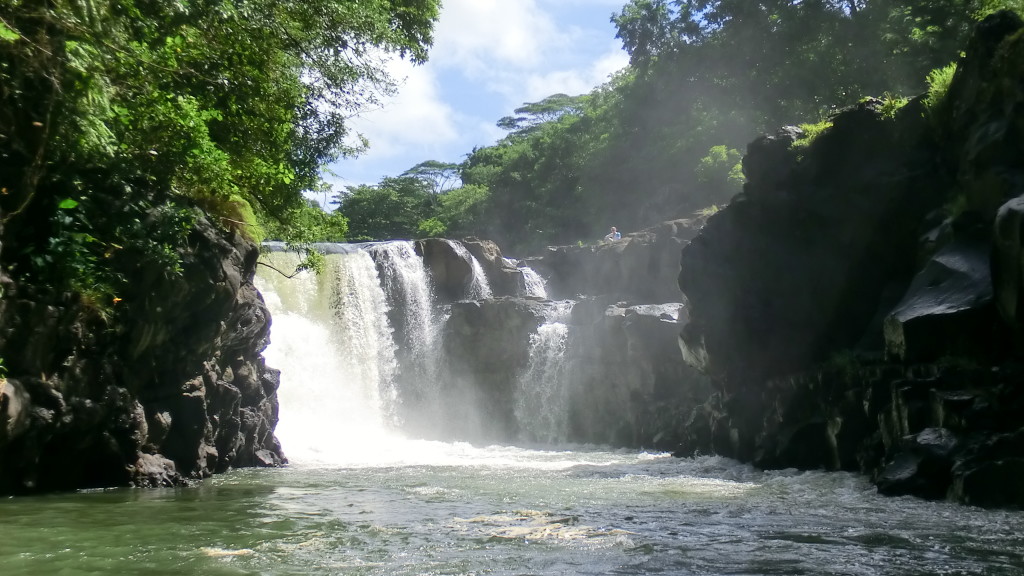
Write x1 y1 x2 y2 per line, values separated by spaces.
337 177 433 240
401 160 461 195
0 0 440 297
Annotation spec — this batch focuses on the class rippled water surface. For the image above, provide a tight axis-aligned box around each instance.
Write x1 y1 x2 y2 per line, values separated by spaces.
2 447 1023 575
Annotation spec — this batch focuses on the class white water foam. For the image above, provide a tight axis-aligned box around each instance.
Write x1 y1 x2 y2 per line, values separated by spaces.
444 239 493 299
520 266 548 299
514 300 575 444
256 251 401 465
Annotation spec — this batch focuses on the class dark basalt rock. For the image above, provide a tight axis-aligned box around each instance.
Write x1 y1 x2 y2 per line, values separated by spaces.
565 301 712 450
883 234 997 363
675 13 1024 507
434 297 548 441
877 428 959 500
0 213 284 494
416 238 474 303
533 218 704 302
461 237 522 297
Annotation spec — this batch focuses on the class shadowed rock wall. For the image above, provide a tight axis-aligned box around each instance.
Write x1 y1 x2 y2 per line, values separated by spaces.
676 11 1024 507
0 213 284 493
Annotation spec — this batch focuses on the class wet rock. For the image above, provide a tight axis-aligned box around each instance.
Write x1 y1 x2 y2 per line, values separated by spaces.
565 301 711 449
0 212 285 493
877 428 959 500
993 195 1024 328
884 236 996 363
130 453 183 488
416 238 474 302
461 237 522 297
534 219 703 302
438 298 547 441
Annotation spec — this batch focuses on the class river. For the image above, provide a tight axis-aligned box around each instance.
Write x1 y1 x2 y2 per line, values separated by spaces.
1 245 1022 575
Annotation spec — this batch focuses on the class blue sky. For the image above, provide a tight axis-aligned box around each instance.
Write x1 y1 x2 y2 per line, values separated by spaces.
320 0 630 207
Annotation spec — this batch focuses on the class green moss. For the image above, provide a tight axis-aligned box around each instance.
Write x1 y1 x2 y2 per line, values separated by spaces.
695 204 721 217
792 119 833 149
195 193 266 244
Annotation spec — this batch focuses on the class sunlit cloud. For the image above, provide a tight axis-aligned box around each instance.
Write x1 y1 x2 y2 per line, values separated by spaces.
345 58 459 159
326 0 630 188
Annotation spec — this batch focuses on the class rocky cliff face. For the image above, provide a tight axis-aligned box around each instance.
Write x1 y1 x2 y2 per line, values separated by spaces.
0 214 284 494
677 11 1024 507
436 296 711 448
531 219 704 302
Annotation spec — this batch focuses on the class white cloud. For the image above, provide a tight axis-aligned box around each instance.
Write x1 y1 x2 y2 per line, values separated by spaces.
522 43 629 101
432 0 565 72
345 58 458 159
327 0 631 187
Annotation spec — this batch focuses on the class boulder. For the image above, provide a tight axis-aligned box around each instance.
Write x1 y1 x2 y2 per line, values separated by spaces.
877 428 959 500
884 235 996 363
415 238 474 302
461 237 522 297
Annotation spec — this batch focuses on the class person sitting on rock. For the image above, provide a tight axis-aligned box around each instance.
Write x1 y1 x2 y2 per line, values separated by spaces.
604 226 621 241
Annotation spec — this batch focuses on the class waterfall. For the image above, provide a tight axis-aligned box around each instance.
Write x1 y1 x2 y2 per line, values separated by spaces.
514 300 575 445
257 240 578 458
504 257 548 299
444 239 493 299
365 241 445 431
520 266 548 299
255 250 400 463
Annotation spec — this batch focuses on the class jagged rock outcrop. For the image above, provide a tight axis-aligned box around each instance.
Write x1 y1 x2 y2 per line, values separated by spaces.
532 219 704 302
0 213 284 494
416 238 475 303
676 11 1024 507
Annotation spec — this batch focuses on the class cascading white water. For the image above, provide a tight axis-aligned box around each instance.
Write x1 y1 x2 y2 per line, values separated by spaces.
255 250 401 464
514 300 575 444
520 266 548 298
444 239 493 299
367 241 441 375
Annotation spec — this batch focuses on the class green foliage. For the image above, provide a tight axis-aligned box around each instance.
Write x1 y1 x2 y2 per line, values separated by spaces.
793 120 835 149
0 22 19 42
879 92 911 119
401 160 461 195
337 177 432 240
417 217 447 238
324 0 990 253
497 94 587 138
695 146 745 197
262 199 348 244
924 61 958 112
695 205 722 218
434 184 490 237
975 0 1024 18
0 0 439 295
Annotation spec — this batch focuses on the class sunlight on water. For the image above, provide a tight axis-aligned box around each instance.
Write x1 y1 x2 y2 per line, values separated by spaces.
3 243 1020 576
